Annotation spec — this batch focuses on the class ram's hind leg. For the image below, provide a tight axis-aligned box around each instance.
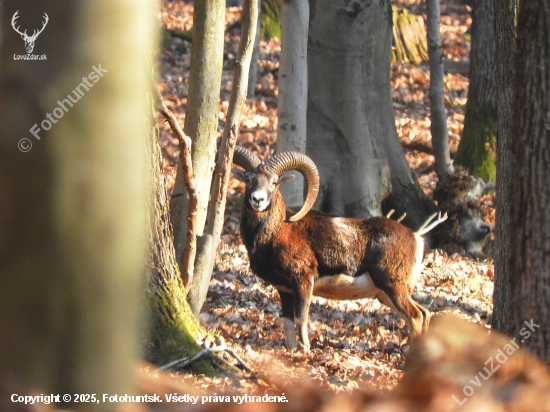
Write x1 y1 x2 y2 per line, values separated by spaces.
376 287 426 339
279 291 297 350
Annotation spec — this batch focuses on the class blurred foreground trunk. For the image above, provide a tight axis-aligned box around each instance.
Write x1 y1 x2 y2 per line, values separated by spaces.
0 0 154 409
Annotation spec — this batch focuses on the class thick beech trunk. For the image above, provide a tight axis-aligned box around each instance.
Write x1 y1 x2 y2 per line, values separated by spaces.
307 0 436 228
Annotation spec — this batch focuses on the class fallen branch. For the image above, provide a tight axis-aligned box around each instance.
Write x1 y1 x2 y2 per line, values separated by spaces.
158 336 257 378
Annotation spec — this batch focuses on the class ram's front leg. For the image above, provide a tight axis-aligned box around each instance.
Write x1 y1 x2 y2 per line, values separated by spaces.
279 291 297 350
293 278 313 353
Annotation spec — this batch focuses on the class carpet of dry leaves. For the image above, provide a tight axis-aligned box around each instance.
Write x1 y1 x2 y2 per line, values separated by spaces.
157 0 496 395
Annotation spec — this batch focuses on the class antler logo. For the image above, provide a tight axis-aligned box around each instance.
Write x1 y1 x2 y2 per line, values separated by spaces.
11 11 49 54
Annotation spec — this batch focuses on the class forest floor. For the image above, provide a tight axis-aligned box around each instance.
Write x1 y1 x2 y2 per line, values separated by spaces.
156 0 496 395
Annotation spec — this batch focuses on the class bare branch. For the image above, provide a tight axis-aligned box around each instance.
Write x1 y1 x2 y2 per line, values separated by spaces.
155 86 197 291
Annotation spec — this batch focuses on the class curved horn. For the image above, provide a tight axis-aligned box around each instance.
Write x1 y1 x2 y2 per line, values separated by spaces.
233 146 262 171
265 151 319 222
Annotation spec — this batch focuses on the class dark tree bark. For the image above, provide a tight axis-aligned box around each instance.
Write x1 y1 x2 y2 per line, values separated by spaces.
307 0 436 229
454 0 497 182
508 0 550 364
492 0 517 334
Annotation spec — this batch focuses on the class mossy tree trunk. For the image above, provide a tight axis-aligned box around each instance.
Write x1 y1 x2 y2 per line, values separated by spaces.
0 0 154 408
454 0 497 182
145 125 215 374
392 7 428 64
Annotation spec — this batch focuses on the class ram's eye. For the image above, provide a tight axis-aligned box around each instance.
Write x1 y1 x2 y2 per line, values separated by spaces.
269 182 277 191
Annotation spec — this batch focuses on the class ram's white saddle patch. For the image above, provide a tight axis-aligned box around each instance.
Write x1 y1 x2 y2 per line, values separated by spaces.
312 273 379 300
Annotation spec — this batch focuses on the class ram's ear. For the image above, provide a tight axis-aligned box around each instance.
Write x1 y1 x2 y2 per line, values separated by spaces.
278 173 295 186
232 168 247 183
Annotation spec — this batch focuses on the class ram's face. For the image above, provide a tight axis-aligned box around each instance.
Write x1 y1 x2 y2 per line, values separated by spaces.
232 166 294 213
246 172 279 212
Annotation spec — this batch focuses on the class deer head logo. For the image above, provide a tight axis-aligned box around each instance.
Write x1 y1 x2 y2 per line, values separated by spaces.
11 11 49 54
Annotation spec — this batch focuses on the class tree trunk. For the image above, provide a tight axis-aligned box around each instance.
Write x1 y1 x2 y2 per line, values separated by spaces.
0 0 153 408
426 0 454 181
307 0 436 228
507 0 550 365
492 0 517 334
454 0 497 182
145 125 214 373
170 0 225 275
276 0 309 207
248 0 262 96
188 0 259 315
